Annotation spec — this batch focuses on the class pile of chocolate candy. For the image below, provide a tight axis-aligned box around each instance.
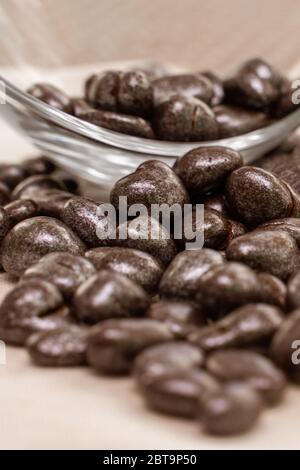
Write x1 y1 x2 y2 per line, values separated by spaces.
0 140 300 436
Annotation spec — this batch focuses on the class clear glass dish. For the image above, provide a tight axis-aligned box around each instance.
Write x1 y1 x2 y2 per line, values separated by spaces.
1 72 300 194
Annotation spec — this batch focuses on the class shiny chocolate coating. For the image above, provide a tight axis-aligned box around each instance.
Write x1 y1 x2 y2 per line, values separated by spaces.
27 326 87 367
270 310 300 374
225 167 294 226
226 230 300 280
0 279 67 345
110 160 189 210
85 70 153 117
200 71 224 106
61 197 109 247
134 341 204 388
141 369 219 418
0 216 86 277
174 146 243 197
200 382 263 435
153 95 218 142
4 199 39 226
0 164 29 189
195 262 262 318
73 270 150 324
206 349 286 404
80 109 155 139
152 74 214 106
147 299 206 337
214 105 269 137
159 249 224 300
115 214 177 266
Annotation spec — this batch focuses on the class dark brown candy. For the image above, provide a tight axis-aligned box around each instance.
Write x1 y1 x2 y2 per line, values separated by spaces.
141 369 219 418
87 318 174 374
0 164 29 189
174 146 243 197
79 109 154 139
12 175 66 200
257 273 287 310
115 214 177 266
152 74 213 106
206 349 286 405
200 71 224 106
0 181 10 206
85 247 163 294
270 310 300 375
27 326 87 367
200 382 263 435
241 58 283 84
189 303 283 352
147 299 206 337
195 262 262 318
85 70 153 117
23 252 96 299
0 279 67 345
203 193 228 217
73 270 150 324
224 58 283 110
61 197 108 247
153 95 218 142
27 83 72 113
226 230 300 280
214 105 270 138
203 209 228 249
225 167 294 226
0 216 86 277
110 160 189 210
22 156 55 175
134 341 204 388
159 249 224 300
4 199 39 226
